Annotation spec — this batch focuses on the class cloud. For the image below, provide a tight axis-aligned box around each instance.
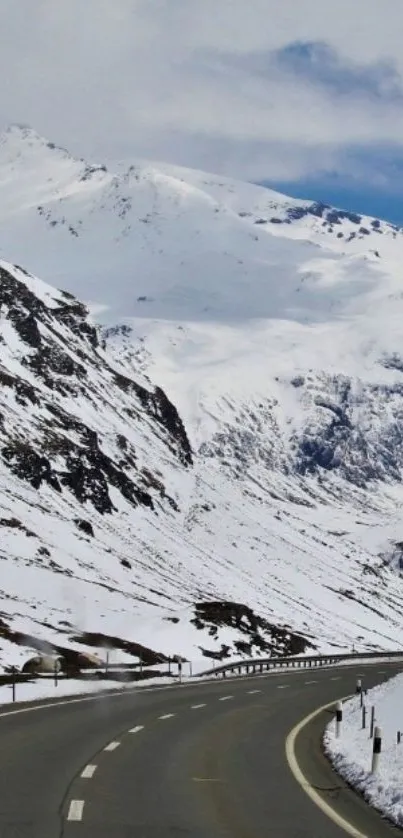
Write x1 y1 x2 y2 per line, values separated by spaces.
1 0 403 186
273 42 403 101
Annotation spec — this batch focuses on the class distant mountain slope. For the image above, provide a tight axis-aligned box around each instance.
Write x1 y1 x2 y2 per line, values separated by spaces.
0 123 400 325
1 126 403 669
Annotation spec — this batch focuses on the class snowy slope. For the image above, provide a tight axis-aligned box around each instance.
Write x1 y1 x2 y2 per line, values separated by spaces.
1 125 403 669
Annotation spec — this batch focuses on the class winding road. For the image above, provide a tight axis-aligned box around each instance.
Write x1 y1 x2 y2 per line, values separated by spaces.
0 662 401 837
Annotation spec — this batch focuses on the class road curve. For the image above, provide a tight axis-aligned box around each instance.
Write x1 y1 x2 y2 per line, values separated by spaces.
0 662 401 838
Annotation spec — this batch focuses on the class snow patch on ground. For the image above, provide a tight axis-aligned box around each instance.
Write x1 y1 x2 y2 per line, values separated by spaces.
325 672 403 827
0 675 182 707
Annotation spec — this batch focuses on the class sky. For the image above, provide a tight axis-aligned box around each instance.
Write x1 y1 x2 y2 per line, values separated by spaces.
1 0 403 222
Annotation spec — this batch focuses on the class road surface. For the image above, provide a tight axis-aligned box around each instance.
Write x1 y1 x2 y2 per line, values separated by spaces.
0 662 401 837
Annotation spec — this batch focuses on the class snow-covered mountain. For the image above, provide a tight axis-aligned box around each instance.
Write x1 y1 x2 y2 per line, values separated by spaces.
1 124 403 669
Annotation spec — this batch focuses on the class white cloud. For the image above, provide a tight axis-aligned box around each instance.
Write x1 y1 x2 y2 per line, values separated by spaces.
1 0 403 182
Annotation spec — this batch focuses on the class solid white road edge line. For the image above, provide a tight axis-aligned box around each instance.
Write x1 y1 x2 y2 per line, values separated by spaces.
285 694 367 838
67 800 85 821
81 765 97 779
104 741 120 751
129 725 144 733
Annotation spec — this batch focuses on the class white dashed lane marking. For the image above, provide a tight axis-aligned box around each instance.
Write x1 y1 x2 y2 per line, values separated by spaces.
330 676 341 681
305 680 317 685
81 765 97 779
159 713 175 720
219 696 234 701
129 725 144 734
191 704 206 709
67 800 84 821
104 741 120 752
277 685 290 689
248 690 262 694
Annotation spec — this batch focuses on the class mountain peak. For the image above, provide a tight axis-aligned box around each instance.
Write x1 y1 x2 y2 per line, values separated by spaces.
0 124 399 326
2 131 403 669
1 123 70 155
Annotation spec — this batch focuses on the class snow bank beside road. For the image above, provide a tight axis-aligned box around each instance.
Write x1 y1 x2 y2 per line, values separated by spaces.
0 675 180 708
325 672 403 827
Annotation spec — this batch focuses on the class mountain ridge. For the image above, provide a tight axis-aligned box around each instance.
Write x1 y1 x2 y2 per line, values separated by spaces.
1 126 403 669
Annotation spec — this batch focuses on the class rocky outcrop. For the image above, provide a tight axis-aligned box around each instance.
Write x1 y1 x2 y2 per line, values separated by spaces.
0 262 192 515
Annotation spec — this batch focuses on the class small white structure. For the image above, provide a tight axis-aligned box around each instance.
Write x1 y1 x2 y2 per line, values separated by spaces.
21 654 63 674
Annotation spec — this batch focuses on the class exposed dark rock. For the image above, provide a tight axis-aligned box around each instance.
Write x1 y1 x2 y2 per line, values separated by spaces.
0 370 38 406
381 354 403 373
191 601 314 659
285 203 362 227
120 558 131 569
70 630 169 665
112 369 192 466
291 375 305 388
2 441 62 492
74 518 94 537
0 263 192 517
0 517 36 537
294 373 403 486
80 163 107 181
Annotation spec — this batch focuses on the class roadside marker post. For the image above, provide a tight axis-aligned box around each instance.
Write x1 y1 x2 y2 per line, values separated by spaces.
335 701 342 738
370 706 375 739
371 726 382 774
11 667 16 703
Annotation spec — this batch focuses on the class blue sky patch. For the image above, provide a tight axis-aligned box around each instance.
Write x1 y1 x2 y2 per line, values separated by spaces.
265 143 403 225
274 40 403 101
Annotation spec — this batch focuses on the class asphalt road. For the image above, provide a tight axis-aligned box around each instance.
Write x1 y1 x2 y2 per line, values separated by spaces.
0 663 401 838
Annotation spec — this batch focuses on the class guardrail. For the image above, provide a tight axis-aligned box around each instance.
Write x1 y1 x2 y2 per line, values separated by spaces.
2 650 403 696
198 650 403 678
